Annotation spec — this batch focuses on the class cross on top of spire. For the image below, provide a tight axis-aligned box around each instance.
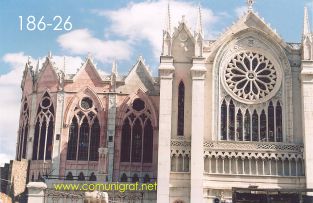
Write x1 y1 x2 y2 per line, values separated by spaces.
247 0 255 11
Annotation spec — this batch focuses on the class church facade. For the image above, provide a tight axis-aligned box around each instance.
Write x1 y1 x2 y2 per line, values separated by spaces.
15 3 313 203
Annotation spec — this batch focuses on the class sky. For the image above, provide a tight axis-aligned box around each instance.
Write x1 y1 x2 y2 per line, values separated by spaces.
0 0 312 166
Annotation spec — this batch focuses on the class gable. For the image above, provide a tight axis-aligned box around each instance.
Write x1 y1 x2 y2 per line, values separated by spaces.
172 24 195 63
119 59 155 94
36 61 59 92
72 59 103 87
207 11 291 59
126 62 154 91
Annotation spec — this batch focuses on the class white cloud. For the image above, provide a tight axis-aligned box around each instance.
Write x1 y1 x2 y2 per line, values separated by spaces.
94 0 218 58
49 55 84 74
235 6 248 18
0 52 27 166
57 29 131 63
0 153 13 167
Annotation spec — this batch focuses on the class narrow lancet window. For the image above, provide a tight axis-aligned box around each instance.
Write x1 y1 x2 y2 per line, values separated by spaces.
236 109 243 141
244 110 251 141
268 102 275 142
276 101 283 142
260 110 267 141
177 81 185 136
229 100 235 140
252 110 259 141
221 100 227 140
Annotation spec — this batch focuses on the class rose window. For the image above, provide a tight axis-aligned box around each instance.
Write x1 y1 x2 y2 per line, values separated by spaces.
223 51 281 104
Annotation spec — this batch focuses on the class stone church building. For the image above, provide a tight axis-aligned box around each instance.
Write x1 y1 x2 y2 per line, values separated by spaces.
15 2 313 203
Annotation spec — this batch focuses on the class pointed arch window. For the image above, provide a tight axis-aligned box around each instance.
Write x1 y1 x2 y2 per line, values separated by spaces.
219 51 284 143
32 92 55 160
17 99 30 160
66 97 100 161
177 81 185 136
120 98 154 163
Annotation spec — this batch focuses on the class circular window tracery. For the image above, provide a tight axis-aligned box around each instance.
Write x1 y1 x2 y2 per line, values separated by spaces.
40 97 52 109
223 51 281 104
132 98 145 111
81 97 93 110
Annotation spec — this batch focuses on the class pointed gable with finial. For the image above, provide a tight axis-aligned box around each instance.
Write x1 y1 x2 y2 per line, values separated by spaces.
171 15 195 62
208 4 293 56
36 53 60 92
71 55 104 88
119 56 156 94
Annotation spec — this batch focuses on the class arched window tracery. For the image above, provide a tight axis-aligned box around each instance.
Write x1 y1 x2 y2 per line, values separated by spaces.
66 97 100 161
220 99 283 142
220 51 283 143
17 99 30 160
120 98 154 163
32 92 55 160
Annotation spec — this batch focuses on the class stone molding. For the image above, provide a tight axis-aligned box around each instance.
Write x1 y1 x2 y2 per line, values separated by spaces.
170 140 303 159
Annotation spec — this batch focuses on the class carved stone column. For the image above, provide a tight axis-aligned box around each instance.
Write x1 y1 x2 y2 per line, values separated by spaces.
26 93 37 160
190 57 206 203
106 93 117 182
51 91 64 175
301 60 313 194
157 56 174 203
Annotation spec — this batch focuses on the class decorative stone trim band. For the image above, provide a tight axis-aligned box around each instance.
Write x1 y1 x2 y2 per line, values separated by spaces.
170 140 303 153
203 141 303 153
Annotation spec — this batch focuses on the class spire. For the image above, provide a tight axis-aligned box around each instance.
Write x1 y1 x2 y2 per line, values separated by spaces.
111 60 117 92
36 58 40 73
63 56 66 73
27 56 31 65
246 0 255 12
162 1 172 56
303 6 311 36
195 4 203 37
48 51 52 59
112 59 118 75
164 1 171 34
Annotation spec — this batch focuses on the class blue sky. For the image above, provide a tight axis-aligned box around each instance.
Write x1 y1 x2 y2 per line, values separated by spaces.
0 0 312 165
